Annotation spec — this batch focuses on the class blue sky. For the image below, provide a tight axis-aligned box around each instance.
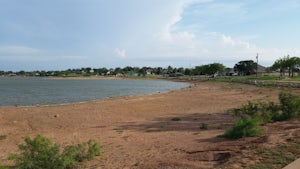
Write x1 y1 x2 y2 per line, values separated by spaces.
0 0 300 71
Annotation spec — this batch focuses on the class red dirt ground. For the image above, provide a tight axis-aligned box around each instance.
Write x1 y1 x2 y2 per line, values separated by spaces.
0 81 299 168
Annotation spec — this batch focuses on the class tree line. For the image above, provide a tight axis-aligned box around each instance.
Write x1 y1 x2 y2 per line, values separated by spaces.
1 55 299 77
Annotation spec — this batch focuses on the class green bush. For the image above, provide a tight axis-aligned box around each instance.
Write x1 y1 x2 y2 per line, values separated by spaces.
223 91 300 140
279 91 300 120
222 117 262 139
0 165 9 169
9 135 102 169
9 135 63 169
232 91 300 124
62 140 102 167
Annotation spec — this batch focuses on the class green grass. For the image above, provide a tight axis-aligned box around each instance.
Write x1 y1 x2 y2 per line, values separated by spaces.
113 128 124 134
0 165 9 169
0 135 7 141
211 75 300 89
248 137 300 169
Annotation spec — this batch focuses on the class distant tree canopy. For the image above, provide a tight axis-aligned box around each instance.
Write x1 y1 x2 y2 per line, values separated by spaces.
193 63 225 76
271 56 300 77
234 60 257 76
5 56 300 78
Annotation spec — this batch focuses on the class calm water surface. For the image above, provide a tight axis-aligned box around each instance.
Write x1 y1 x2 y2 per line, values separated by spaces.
0 77 189 107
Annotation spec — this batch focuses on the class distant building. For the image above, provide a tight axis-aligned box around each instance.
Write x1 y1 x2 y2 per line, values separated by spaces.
255 64 267 75
225 68 235 76
106 69 114 75
146 68 153 75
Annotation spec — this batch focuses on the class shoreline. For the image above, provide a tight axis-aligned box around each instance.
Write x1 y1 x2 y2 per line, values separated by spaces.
0 78 191 108
0 81 299 168
1 86 191 109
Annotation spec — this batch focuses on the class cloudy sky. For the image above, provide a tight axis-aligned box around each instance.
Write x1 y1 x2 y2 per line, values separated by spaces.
0 0 300 71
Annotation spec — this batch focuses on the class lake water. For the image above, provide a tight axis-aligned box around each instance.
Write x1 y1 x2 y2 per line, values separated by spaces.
0 77 189 107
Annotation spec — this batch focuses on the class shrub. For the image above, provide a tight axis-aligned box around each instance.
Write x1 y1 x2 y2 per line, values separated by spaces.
9 135 63 169
223 91 300 139
9 135 102 169
279 91 300 120
222 117 262 139
62 139 102 167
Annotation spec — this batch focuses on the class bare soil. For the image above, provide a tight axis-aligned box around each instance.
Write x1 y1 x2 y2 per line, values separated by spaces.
0 81 299 168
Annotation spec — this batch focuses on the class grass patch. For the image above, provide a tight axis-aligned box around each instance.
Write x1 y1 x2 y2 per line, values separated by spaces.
171 117 181 121
113 129 124 134
199 123 208 130
0 135 7 141
0 165 9 169
193 132 200 135
122 136 130 141
248 137 300 169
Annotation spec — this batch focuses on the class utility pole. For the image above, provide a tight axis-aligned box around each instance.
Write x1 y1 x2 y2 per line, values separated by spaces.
256 53 258 77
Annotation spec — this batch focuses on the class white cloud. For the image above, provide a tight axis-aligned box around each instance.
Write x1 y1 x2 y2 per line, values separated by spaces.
114 48 126 58
0 46 40 55
0 45 87 63
150 0 300 67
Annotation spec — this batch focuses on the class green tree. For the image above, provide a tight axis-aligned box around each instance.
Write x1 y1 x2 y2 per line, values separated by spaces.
272 56 300 77
192 63 225 76
137 67 147 76
184 68 192 75
113 67 123 75
17 71 26 76
167 65 174 74
153 67 163 75
203 63 225 76
234 60 257 76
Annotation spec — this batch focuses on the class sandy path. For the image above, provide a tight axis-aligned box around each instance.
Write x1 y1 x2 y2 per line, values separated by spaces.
0 81 287 168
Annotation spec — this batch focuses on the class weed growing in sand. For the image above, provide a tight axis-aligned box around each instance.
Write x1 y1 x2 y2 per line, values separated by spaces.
199 123 208 130
249 137 300 169
122 136 130 141
193 132 200 135
171 117 181 121
113 129 124 134
0 135 6 141
9 135 102 169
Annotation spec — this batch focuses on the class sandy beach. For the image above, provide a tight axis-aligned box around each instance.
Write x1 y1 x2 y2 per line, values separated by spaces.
0 80 299 168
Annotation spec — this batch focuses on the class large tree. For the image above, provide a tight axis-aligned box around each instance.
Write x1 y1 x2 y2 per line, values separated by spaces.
234 60 257 76
272 56 300 77
192 63 225 76
202 63 225 76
